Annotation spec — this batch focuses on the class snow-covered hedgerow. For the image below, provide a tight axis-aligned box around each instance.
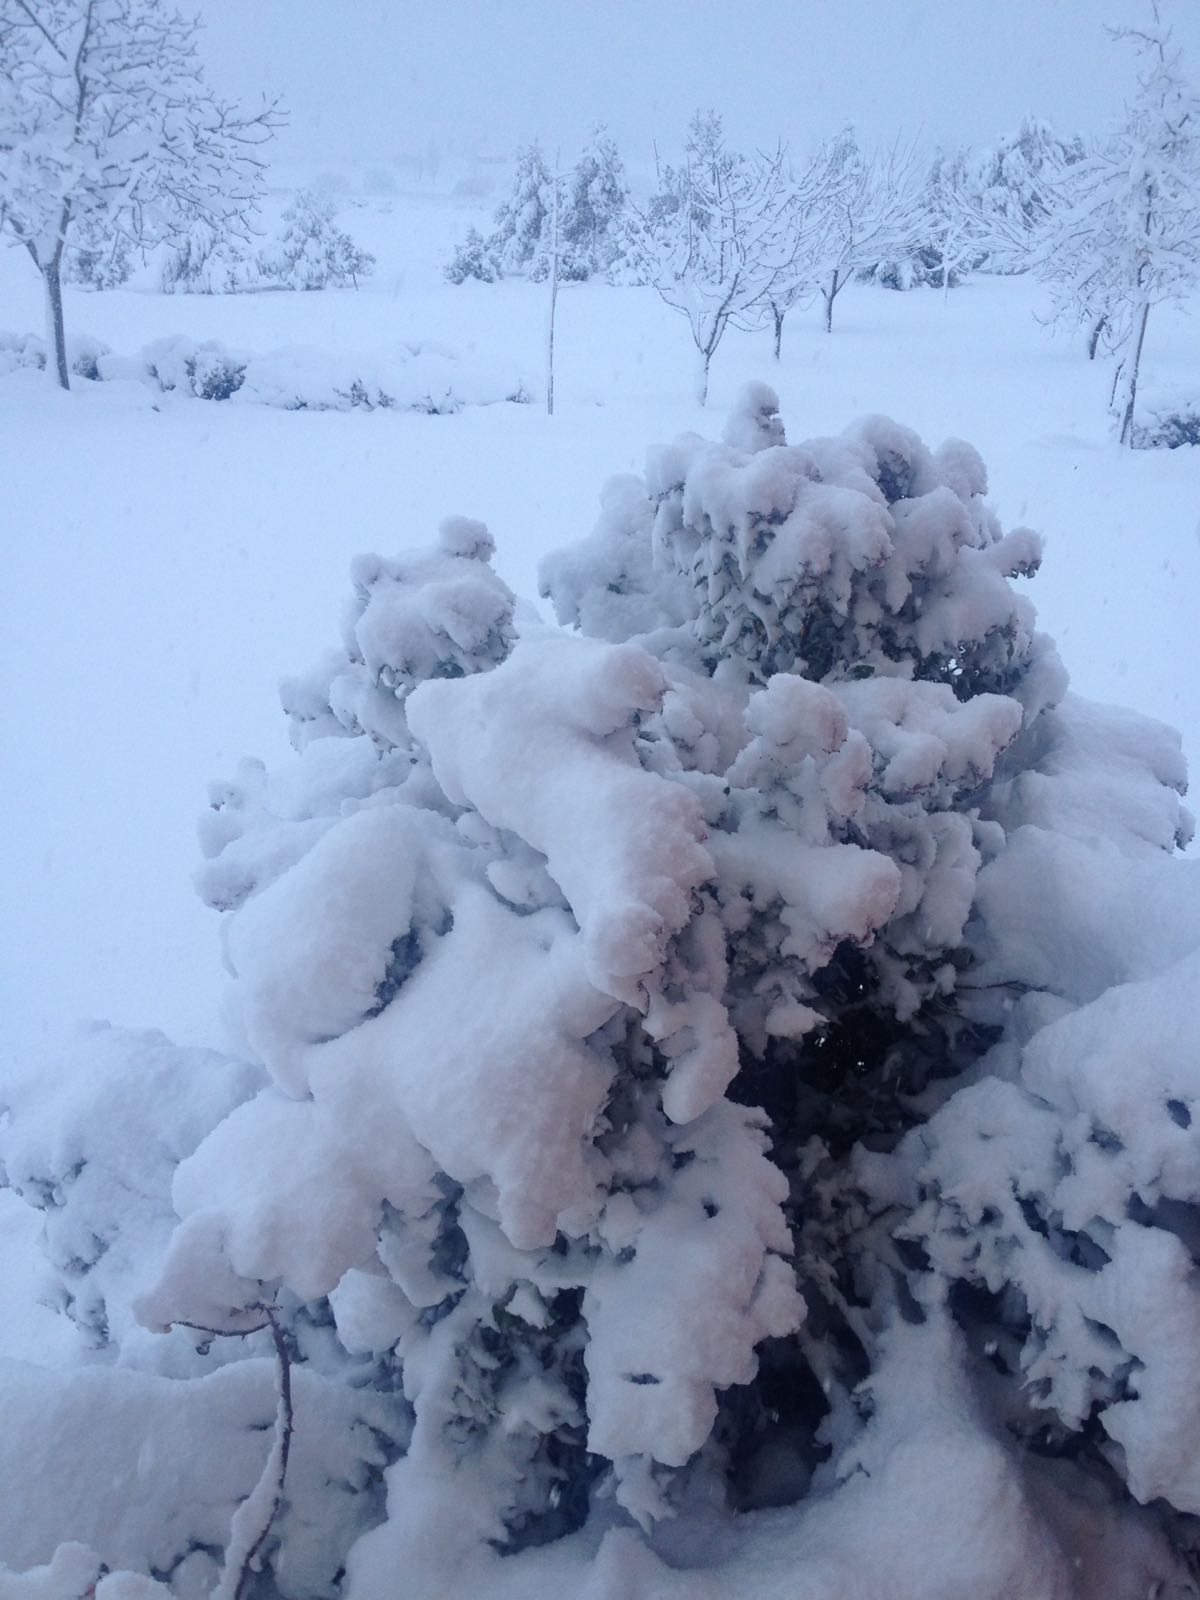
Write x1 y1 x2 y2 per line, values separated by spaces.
0 330 530 413
3 386 1197 1600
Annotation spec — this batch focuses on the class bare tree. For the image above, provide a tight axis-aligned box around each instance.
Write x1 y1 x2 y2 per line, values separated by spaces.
1031 5 1199 442
627 111 798 404
762 153 838 359
805 128 918 333
0 0 282 388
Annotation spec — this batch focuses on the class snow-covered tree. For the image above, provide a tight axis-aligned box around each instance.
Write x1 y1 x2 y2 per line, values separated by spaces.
805 127 917 331
961 116 1087 274
444 225 501 285
561 123 628 280
4 389 1198 1598
160 216 260 295
62 213 132 289
259 190 375 291
448 131 627 287
446 143 552 283
627 112 797 401
866 147 988 294
0 0 281 388
1032 9 1200 440
490 141 554 278
757 152 840 358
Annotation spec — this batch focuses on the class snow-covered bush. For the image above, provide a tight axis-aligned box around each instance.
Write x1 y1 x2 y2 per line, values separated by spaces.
0 328 110 380
63 223 133 290
259 191 375 291
444 226 501 285
0 1025 408 1597
0 331 530 413
5 385 1197 1599
160 219 261 295
139 337 249 400
1129 389 1200 449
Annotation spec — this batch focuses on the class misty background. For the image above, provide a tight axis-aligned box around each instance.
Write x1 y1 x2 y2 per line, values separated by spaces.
194 0 1200 176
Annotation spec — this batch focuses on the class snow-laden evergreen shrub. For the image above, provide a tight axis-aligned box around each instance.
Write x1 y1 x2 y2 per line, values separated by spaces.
561 125 628 281
141 337 249 401
0 332 530 413
5 386 1197 1600
160 219 261 295
446 131 626 285
1129 389 1200 450
444 226 501 285
488 144 553 279
259 191 375 291
64 227 133 290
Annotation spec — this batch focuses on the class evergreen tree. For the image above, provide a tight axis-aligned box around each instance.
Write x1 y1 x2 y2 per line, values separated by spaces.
445 225 501 285
259 190 375 291
561 124 628 280
490 142 554 278
966 116 1088 272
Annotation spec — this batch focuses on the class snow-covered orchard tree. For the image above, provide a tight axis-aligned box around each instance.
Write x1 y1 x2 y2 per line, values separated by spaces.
806 126 918 331
0 0 282 388
259 190 375 291
960 116 1087 275
627 112 797 402
5 390 1198 1598
1033 8 1200 440
866 147 987 295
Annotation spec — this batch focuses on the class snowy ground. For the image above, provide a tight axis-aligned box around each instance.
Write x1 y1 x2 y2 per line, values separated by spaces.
2 178 1199 1363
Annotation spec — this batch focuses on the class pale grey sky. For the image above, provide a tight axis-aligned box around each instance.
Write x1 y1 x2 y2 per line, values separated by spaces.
194 0 1200 171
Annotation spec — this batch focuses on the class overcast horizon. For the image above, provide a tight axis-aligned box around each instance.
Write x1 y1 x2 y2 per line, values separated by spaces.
194 0 1200 175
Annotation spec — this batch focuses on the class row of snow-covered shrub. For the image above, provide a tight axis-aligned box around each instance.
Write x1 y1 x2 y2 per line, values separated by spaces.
0 330 531 414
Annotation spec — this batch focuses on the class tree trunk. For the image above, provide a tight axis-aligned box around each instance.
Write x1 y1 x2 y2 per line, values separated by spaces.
546 165 560 416
695 347 710 407
823 270 840 333
1118 302 1150 448
1087 313 1108 362
43 257 70 391
773 305 784 361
